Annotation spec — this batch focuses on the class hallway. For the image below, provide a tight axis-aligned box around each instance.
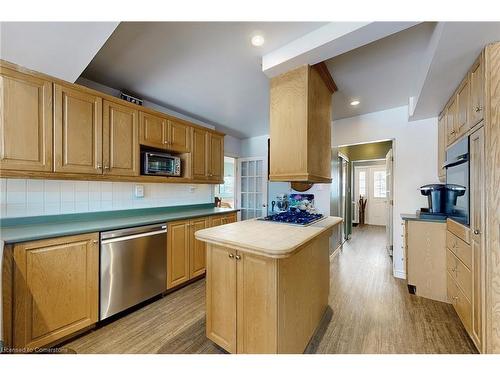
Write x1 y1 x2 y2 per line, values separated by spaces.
308 225 477 353
64 225 477 354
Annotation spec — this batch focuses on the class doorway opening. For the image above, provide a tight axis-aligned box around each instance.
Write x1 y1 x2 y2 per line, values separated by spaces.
214 156 236 208
332 139 394 256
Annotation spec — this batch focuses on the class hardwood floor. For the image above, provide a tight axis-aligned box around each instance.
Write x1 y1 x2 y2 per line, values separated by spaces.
63 225 477 354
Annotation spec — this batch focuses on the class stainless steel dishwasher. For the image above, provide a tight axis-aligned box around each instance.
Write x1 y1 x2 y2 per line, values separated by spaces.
100 223 167 320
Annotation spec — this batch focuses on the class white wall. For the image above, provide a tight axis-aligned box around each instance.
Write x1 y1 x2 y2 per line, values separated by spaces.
0 178 213 218
0 22 118 82
224 135 242 158
240 135 269 158
332 105 439 278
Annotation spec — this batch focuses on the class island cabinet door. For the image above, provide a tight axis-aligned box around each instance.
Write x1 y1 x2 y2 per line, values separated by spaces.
206 245 237 353
13 233 99 349
236 251 278 354
167 220 191 289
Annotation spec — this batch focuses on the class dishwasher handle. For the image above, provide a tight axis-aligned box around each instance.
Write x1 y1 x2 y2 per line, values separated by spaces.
101 227 167 245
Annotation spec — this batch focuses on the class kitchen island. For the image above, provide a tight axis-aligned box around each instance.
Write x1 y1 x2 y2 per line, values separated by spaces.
195 216 342 354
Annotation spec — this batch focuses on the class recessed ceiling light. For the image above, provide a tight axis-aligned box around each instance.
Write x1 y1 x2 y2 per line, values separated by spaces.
350 100 360 106
251 34 265 47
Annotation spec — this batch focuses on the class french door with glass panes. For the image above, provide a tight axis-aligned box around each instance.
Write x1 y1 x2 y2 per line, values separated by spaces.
237 157 268 220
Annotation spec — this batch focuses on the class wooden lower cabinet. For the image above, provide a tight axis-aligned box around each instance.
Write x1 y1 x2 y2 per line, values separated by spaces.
206 246 277 354
446 217 484 352
406 220 447 302
167 212 236 289
167 213 237 289
12 233 99 349
189 217 210 278
205 245 237 353
209 212 237 227
166 220 191 289
205 233 329 354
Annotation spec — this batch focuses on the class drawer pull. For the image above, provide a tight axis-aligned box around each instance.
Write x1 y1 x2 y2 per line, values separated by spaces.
228 253 234 259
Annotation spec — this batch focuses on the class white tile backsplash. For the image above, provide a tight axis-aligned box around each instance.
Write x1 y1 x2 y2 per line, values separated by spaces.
0 178 214 218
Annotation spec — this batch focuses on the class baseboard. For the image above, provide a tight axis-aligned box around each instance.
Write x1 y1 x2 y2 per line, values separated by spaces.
330 244 342 259
393 269 406 279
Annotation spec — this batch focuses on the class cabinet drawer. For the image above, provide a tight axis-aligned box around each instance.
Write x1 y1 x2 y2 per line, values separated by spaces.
447 273 472 333
447 230 472 269
446 249 458 279
448 249 472 301
447 219 470 244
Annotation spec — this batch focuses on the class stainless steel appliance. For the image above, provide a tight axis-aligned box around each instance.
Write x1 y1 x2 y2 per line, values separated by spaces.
141 151 181 177
100 224 167 320
445 137 469 225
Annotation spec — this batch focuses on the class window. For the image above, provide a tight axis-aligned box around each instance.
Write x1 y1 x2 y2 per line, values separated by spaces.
373 171 387 198
214 157 235 208
359 171 366 197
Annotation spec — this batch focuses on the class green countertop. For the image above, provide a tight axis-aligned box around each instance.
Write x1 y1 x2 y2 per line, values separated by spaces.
0 204 239 244
400 213 447 223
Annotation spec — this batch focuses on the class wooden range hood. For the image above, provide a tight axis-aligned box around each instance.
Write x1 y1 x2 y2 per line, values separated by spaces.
269 62 336 183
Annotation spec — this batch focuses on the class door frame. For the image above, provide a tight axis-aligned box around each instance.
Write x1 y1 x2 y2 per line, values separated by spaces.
236 156 268 220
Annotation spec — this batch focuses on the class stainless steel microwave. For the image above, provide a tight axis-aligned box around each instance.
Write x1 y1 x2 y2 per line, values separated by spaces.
141 151 181 177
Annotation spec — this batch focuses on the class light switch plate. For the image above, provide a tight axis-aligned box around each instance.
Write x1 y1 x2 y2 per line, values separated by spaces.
134 185 145 198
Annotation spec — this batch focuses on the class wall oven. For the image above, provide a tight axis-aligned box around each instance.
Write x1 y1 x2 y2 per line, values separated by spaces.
445 137 469 225
141 151 181 177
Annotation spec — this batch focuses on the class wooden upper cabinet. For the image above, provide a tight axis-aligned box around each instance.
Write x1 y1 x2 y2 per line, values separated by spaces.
456 77 470 137
0 66 53 172
54 84 103 174
167 120 190 153
167 220 191 289
103 100 139 176
13 233 99 349
192 128 208 179
139 111 167 149
437 113 446 182
269 64 333 183
208 133 224 181
470 54 484 127
445 98 458 146
189 217 209 278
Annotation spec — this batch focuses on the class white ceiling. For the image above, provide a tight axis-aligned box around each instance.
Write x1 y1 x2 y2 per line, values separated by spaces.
82 22 326 138
0 22 118 82
325 23 436 120
410 22 500 120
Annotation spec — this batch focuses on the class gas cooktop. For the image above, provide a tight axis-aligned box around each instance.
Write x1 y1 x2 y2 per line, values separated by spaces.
259 211 325 226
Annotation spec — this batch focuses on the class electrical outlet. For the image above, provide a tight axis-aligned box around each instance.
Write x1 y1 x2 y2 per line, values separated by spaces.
134 185 145 198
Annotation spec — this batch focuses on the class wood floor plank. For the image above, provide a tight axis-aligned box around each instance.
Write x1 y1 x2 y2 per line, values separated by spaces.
63 225 476 354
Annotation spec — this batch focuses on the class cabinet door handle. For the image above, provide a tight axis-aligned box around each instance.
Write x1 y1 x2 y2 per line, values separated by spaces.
474 229 480 235
228 253 234 259
97 163 102 169
235 255 241 260
474 105 483 112
92 240 99 244
104 165 110 170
